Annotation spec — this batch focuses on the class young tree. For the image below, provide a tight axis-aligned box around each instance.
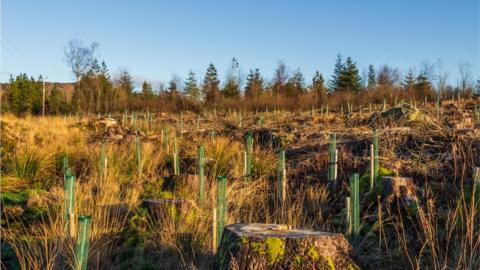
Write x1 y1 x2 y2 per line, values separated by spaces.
168 75 181 102
311 71 326 105
415 71 433 99
141 81 153 96
244 69 264 99
203 63 220 103
402 69 416 95
47 84 69 114
367 64 376 89
285 68 306 96
117 69 135 96
222 58 241 98
339 57 362 92
184 71 201 102
329 53 344 92
458 62 473 92
377 65 400 89
272 61 288 95
475 77 480 96
6 74 42 116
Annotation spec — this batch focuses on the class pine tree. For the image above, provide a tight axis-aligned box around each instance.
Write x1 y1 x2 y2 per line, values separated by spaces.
339 57 362 92
141 81 153 96
475 77 480 96
415 71 432 99
184 71 200 102
118 70 134 96
6 73 42 116
203 63 220 103
287 68 306 96
329 53 345 92
311 71 326 105
402 69 416 93
244 69 264 99
367 64 376 89
167 77 179 102
47 84 68 115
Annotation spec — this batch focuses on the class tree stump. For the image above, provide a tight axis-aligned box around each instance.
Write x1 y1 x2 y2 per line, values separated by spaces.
217 223 360 270
381 176 416 204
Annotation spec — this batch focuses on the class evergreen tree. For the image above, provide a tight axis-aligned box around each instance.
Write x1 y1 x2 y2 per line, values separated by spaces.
222 58 241 98
339 57 362 91
475 77 480 96
118 70 134 96
184 71 200 102
6 73 42 116
244 69 264 99
203 63 220 103
311 71 326 104
329 53 345 92
47 84 69 114
402 69 416 93
167 76 180 102
415 71 433 99
367 64 376 89
141 81 153 96
287 68 306 96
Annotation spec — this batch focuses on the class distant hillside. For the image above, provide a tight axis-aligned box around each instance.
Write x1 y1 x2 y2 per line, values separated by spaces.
1 82 76 102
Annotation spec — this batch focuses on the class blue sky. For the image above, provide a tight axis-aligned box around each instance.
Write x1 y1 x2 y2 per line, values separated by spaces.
1 0 478 88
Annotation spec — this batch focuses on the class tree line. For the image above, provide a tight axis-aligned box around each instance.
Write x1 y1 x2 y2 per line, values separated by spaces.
3 40 479 116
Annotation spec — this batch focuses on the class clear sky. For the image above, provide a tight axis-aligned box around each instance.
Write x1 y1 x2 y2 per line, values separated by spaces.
1 0 479 88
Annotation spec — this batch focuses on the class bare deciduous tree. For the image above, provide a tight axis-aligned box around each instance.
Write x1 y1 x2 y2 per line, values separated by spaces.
64 39 98 83
435 59 448 99
458 62 472 92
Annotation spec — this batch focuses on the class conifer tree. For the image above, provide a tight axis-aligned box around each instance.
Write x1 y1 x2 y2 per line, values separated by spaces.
402 69 416 93
184 71 200 102
311 71 326 105
339 57 363 92
367 64 376 89
203 63 220 103
329 53 345 92
415 71 432 99
244 69 264 99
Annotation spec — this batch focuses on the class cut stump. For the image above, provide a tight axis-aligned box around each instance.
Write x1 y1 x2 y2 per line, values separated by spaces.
217 223 360 270
381 176 416 203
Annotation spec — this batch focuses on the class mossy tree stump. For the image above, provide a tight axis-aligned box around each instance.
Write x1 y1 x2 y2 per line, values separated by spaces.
217 223 360 270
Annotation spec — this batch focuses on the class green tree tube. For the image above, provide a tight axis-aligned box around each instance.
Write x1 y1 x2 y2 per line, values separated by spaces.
75 215 92 270
216 176 227 246
198 145 206 204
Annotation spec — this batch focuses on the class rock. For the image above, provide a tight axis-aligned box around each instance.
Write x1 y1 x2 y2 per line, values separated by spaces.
217 223 360 270
381 176 416 204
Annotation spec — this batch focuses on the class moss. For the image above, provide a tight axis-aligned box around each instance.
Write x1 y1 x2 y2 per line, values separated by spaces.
250 241 266 256
379 166 393 177
265 238 285 265
307 245 319 261
294 255 302 265
324 256 335 270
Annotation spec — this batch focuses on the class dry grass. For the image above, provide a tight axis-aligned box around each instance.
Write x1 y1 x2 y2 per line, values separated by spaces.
1 104 479 269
